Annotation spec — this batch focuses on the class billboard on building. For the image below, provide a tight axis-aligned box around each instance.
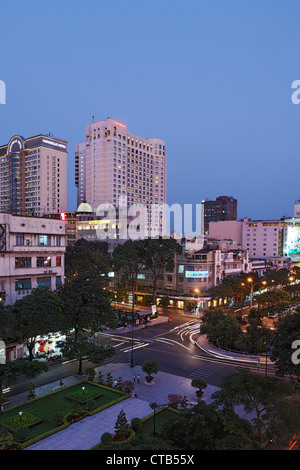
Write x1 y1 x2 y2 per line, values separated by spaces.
185 271 209 278
285 225 300 256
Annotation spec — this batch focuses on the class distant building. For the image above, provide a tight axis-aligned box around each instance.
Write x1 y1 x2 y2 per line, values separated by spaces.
201 196 237 234
0 134 67 217
75 117 166 237
76 202 138 256
0 213 66 306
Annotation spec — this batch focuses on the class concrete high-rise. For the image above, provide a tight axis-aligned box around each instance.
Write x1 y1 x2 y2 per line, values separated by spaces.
75 118 167 236
0 134 68 217
202 195 237 234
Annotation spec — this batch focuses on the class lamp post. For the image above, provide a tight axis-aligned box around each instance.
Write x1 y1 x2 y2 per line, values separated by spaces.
130 314 135 368
149 401 182 438
241 278 267 309
149 402 158 437
195 288 200 315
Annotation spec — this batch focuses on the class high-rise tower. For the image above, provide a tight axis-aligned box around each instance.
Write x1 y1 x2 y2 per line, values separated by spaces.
75 118 167 236
0 134 67 217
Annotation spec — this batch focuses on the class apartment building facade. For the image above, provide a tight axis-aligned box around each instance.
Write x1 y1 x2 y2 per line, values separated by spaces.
0 134 67 217
75 118 167 237
201 195 237 234
0 213 66 306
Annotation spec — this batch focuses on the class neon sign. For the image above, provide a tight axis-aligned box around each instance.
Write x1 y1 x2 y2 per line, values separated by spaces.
113 120 127 129
8 137 24 153
185 271 209 278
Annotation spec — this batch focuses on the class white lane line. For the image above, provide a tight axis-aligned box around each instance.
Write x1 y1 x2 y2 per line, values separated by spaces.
122 343 150 353
155 338 191 350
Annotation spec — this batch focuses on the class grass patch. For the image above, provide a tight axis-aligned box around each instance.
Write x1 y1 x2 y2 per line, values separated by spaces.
67 389 103 403
5 412 42 431
138 408 179 440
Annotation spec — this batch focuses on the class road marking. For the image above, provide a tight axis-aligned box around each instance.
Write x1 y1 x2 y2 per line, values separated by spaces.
155 338 191 350
121 343 150 353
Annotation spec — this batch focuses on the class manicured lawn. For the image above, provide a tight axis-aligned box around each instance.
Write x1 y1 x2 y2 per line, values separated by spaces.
138 408 179 440
95 408 179 450
0 381 127 446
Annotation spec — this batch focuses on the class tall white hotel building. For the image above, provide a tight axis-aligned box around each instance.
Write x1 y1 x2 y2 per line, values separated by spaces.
75 118 167 237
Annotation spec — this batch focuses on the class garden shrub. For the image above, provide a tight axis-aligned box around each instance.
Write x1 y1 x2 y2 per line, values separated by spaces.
101 432 113 445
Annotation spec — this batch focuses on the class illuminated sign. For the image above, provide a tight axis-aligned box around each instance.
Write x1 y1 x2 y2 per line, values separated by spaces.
60 213 66 221
8 136 24 153
185 271 209 278
285 225 300 256
113 120 127 129
42 139 67 150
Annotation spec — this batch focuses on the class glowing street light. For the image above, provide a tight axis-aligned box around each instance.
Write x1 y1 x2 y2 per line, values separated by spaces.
241 278 267 309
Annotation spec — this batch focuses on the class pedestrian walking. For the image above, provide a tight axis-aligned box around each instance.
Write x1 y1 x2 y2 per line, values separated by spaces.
137 374 140 384
59 380 64 388
133 372 136 383
114 379 118 388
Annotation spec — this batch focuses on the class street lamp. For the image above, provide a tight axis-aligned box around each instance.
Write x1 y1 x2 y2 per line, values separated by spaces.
149 402 158 437
241 278 267 309
129 314 136 368
194 288 200 315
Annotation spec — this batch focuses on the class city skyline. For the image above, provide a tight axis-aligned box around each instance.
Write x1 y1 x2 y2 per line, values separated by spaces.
1 1 300 223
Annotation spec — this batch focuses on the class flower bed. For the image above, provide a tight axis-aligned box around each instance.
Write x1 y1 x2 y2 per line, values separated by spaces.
66 389 103 403
5 412 42 432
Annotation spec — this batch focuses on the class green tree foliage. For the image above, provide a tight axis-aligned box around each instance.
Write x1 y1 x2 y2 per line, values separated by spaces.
65 238 109 281
142 360 159 380
112 240 145 314
271 308 300 381
236 318 273 354
0 360 48 408
212 367 293 436
58 273 115 337
200 311 243 349
141 237 182 305
158 296 170 309
114 409 129 436
255 289 289 311
57 335 115 375
160 400 260 450
12 288 64 361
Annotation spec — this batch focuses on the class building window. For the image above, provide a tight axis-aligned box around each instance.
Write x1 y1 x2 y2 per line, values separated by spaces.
37 256 52 268
15 257 31 269
37 277 51 288
15 278 32 290
16 233 24 246
56 276 62 286
56 256 61 267
38 235 51 246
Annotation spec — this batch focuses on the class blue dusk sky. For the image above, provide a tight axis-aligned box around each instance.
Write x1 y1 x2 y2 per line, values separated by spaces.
1 0 300 224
